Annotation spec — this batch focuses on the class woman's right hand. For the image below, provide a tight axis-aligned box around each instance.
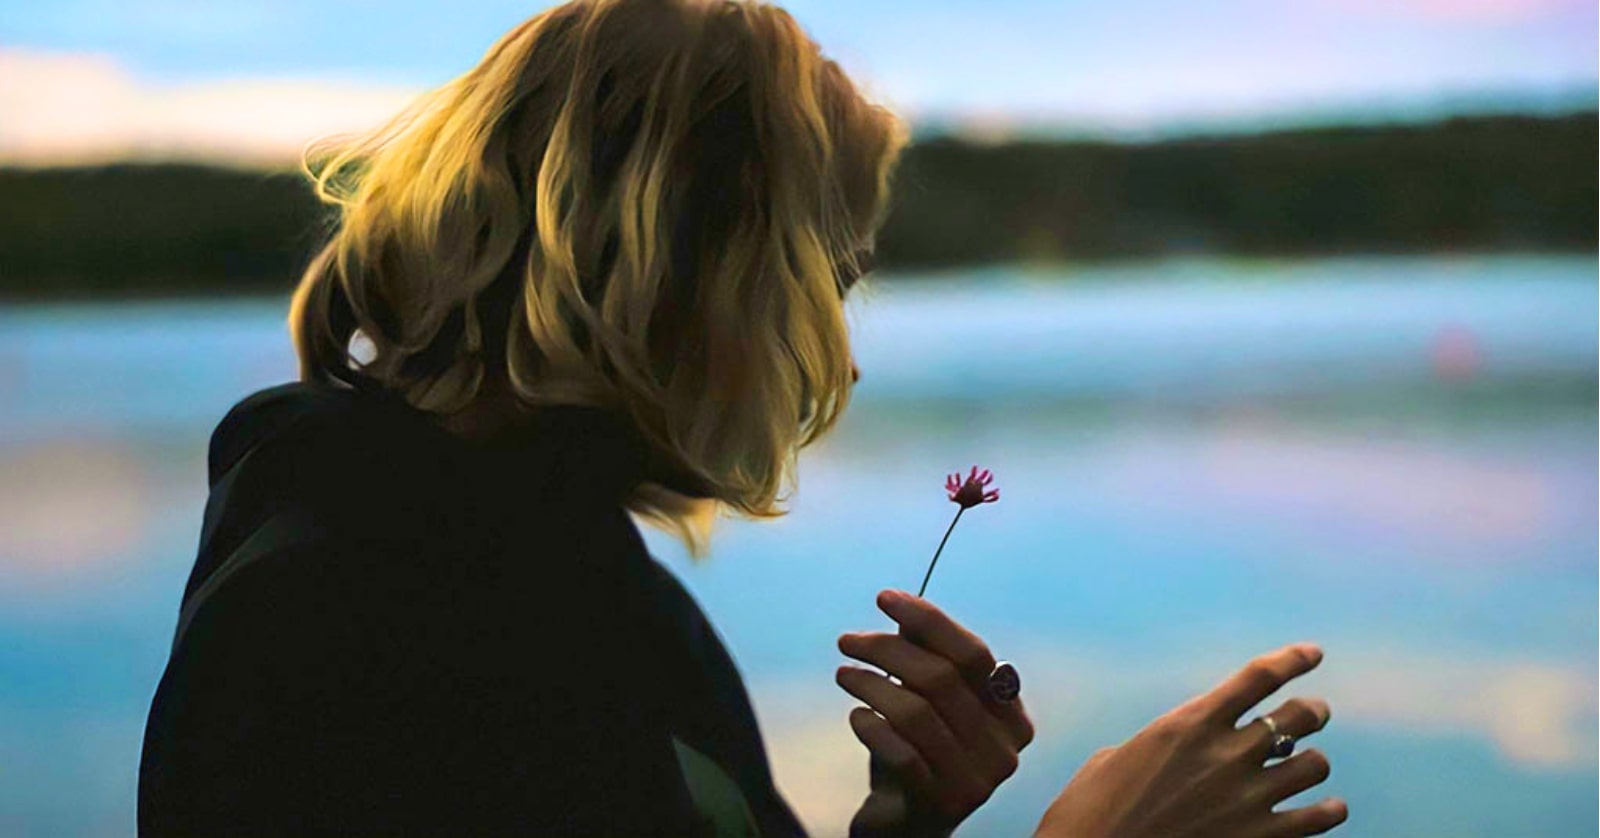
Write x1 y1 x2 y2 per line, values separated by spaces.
1034 643 1347 838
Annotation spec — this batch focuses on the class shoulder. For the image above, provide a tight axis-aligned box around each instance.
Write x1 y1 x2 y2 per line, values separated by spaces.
184 379 681 646
206 380 421 486
201 381 487 536
182 382 484 621
189 378 662 607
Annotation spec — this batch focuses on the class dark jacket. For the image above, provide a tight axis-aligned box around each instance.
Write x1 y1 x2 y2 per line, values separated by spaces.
138 381 808 837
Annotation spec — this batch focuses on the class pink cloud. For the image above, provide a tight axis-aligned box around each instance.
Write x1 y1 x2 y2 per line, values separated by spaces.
0 48 424 167
1198 426 1553 546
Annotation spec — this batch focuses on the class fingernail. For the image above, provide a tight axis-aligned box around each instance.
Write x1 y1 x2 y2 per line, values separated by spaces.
878 589 906 609
1301 643 1324 664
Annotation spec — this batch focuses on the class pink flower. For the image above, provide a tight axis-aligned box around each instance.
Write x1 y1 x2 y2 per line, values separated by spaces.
919 465 999 597
945 466 1000 510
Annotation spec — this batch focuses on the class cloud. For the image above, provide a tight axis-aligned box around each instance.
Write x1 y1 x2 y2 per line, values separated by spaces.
0 48 423 167
0 437 150 584
1196 424 1555 547
755 694 867 837
1313 652 1599 767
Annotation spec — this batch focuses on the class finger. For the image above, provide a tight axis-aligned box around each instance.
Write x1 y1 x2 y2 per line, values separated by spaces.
877 590 995 685
1260 797 1348 837
979 681 1036 752
994 694 1036 752
849 707 936 798
1201 643 1324 724
840 631 1020 778
1239 697 1331 761
1262 696 1332 738
1253 748 1332 808
837 666 988 799
850 788 909 835
877 590 1034 745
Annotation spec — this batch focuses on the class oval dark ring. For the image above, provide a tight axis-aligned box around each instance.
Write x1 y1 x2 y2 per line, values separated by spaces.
1269 733 1297 760
987 661 1021 702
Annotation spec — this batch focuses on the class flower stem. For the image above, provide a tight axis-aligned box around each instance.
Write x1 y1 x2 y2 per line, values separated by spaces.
918 507 964 598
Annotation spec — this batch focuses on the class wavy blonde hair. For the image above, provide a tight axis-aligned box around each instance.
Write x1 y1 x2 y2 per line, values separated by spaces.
289 0 909 554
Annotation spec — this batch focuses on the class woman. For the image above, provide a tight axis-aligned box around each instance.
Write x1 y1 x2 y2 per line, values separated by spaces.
138 0 1349 835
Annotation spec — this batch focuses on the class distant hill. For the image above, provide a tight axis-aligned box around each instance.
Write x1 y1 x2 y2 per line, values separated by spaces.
877 112 1597 266
1 112 1593 299
0 164 329 298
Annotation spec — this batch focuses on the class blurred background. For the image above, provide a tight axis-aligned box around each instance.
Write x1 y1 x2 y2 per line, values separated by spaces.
1 1 1595 835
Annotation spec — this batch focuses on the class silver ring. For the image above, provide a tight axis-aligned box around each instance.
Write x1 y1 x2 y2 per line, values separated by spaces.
986 661 1021 702
1256 715 1295 759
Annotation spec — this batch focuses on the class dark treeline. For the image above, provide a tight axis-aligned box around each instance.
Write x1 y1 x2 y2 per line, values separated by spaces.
1 163 330 298
880 112 1596 266
1 112 1594 298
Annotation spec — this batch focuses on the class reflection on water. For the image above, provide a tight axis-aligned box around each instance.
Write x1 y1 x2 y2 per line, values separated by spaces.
0 255 1594 837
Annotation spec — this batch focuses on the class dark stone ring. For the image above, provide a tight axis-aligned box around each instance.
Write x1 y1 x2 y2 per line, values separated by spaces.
987 661 1021 702
1256 715 1297 760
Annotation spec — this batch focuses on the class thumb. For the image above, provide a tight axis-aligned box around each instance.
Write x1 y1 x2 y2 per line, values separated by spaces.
851 787 909 836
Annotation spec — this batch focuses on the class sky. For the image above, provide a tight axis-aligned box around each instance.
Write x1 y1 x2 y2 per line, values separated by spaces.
0 0 1595 164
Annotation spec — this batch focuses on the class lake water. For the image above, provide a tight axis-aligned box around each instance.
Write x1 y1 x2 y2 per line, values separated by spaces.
1 255 1595 837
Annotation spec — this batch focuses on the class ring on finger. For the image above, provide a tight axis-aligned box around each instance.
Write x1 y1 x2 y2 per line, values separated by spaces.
1254 714 1297 760
986 661 1021 703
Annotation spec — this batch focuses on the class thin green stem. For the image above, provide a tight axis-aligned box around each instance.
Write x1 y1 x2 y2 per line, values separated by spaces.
917 506 964 598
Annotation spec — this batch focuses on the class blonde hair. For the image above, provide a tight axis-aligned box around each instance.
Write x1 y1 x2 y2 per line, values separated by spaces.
289 0 909 555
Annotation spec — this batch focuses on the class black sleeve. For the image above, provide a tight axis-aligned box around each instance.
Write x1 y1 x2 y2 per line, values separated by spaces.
140 523 706 837
643 564 810 838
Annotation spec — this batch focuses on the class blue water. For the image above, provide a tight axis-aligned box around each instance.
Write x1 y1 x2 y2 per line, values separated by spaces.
0 255 1594 837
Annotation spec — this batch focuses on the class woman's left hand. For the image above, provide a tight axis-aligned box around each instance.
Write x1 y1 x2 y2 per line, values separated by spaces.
837 589 1035 836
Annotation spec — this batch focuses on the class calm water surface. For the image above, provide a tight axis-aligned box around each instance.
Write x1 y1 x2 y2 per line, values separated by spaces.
1 255 1594 836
